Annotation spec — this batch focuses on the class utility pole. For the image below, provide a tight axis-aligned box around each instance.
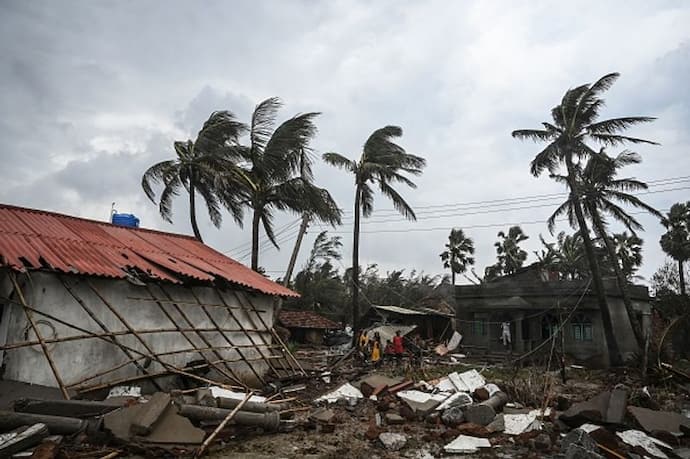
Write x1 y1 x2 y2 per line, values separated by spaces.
283 214 310 287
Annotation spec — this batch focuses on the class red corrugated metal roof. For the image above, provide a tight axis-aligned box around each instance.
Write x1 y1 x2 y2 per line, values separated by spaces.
0 203 299 298
278 310 340 329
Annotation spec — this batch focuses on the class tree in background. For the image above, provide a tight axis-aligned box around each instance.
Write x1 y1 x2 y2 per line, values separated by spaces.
485 226 529 279
142 111 246 242
323 126 426 338
660 202 690 296
512 72 657 365
611 232 643 280
440 228 475 285
229 98 342 271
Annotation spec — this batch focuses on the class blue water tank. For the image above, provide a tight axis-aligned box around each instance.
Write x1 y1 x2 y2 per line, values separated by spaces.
111 213 140 228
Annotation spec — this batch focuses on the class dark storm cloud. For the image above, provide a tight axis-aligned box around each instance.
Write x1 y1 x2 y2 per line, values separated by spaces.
0 0 689 283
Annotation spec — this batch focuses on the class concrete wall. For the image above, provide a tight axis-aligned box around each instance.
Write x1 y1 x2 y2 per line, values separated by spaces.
0 272 277 390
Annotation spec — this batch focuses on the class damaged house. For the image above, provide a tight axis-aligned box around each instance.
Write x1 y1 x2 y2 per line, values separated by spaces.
0 204 304 398
277 310 341 345
360 304 454 341
455 264 652 367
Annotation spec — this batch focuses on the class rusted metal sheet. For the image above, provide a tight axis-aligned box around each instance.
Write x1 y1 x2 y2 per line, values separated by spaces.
0 203 298 298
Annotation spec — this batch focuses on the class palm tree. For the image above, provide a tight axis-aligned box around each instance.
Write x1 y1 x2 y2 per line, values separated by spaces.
323 126 426 338
228 98 342 271
440 229 475 285
512 72 657 365
142 111 247 242
548 150 661 347
660 202 690 296
612 232 643 280
496 226 529 275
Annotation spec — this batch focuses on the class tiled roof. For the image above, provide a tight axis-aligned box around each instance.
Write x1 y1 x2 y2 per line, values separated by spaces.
0 203 298 298
278 310 340 329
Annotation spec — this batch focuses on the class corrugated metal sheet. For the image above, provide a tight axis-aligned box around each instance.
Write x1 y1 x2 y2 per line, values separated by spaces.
0 203 299 298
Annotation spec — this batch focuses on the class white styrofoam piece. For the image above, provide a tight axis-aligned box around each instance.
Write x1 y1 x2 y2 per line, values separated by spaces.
504 409 551 435
578 423 602 433
396 390 447 405
314 382 363 404
209 386 267 403
617 430 671 459
458 369 486 393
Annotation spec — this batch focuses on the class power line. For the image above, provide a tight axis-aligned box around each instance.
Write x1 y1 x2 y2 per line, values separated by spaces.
224 217 301 254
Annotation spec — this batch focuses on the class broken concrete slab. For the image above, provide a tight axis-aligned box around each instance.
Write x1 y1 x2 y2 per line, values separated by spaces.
606 387 628 424
504 409 549 435
628 406 690 436
131 392 171 436
447 369 486 393
0 423 48 457
310 408 335 424
561 428 603 459
385 413 405 425
443 434 491 454
314 383 363 405
358 374 402 398
560 391 610 427
104 403 205 445
379 432 406 451
396 390 447 417
435 392 472 411
617 429 672 459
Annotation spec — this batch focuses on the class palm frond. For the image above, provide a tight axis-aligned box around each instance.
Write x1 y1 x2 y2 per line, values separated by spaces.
141 160 177 202
263 112 320 179
195 180 223 228
359 183 375 217
250 97 283 156
589 133 660 146
322 152 356 172
158 177 182 223
195 111 246 155
587 117 656 135
512 129 554 142
379 180 416 221
530 142 560 176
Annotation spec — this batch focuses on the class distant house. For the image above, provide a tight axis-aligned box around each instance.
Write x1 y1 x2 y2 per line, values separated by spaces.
455 264 651 367
360 304 454 340
278 310 340 344
0 203 302 395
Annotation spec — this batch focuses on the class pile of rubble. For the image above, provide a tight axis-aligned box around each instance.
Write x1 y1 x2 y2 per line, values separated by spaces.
0 385 298 457
306 367 690 458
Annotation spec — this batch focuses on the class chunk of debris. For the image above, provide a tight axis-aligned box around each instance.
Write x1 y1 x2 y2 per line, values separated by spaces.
561 427 603 459
627 406 690 436
443 434 491 454
474 383 500 401
314 383 363 405
616 429 672 459
13 398 122 418
379 432 407 451
131 392 171 436
0 410 87 435
606 387 628 424
397 390 447 417
359 374 403 398
104 402 206 445
464 391 508 426
0 423 49 457
435 392 473 411
560 391 610 427
107 385 142 399
309 408 335 424
209 386 267 403
385 413 405 425
448 369 486 393
441 406 464 427
504 409 550 435
486 414 505 433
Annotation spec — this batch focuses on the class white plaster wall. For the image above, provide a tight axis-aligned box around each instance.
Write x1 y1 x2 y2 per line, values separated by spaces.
1 272 276 390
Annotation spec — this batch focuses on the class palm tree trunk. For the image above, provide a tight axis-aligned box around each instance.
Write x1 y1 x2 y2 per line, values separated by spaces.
189 180 203 242
351 185 362 345
451 270 456 286
680 259 687 296
590 211 645 347
283 214 310 286
565 155 622 366
251 209 261 271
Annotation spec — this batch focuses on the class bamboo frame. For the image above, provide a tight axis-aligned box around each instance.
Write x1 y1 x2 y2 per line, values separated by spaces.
194 391 253 458
1 272 304 394
152 284 245 387
126 296 268 313
188 288 266 386
212 288 281 379
9 273 70 399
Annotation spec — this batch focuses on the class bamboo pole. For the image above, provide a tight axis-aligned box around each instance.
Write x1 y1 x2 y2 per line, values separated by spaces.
213 288 281 379
0 294 234 391
154 284 245 387
144 285 246 387
59 276 162 391
194 391 253 458
9 273 70 399
126 297 268 313
189 288 266 386
232 291 304 376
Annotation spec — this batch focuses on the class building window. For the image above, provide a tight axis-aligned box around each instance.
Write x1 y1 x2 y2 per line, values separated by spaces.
472 314 488 336
541 314 558 339
572 314 593 341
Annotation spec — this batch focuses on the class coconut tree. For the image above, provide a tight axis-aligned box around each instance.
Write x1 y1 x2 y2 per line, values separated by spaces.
660 202 690 296
440 229 475 285
142 111 247 242
548 150 661 347
496 226 530 275
612 232 643 280
323 126 426 338
229 98 342 271
512 72 658 365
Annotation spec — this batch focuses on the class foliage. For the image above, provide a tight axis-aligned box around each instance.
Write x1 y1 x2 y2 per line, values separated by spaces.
229 98 342 270
440 228 475 285
485 226 529 279
651 261 690 318
611 232 643 280
660 202 690 295
141 111 246 241
323 126 426 335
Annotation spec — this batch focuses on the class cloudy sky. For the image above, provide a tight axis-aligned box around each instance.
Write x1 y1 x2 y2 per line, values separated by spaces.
1 1 688 285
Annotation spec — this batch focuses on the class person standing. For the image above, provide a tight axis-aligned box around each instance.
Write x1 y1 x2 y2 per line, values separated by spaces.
393 330 404 363
371 340 381 366
501 321 511 348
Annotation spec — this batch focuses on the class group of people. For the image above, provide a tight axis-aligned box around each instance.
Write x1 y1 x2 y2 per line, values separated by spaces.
357 329 405 365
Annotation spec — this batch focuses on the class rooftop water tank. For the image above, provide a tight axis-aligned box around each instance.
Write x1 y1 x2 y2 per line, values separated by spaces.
111 213 140 228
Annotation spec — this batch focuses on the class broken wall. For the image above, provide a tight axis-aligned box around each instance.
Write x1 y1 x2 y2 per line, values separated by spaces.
0 272 276 391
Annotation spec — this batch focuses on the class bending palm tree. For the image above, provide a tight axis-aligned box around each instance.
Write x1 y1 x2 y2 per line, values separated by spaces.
323 126 426 338
549 150 661 347
512 72 657 365
229 98 342 271
440 228 475 286
142 111 246 242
